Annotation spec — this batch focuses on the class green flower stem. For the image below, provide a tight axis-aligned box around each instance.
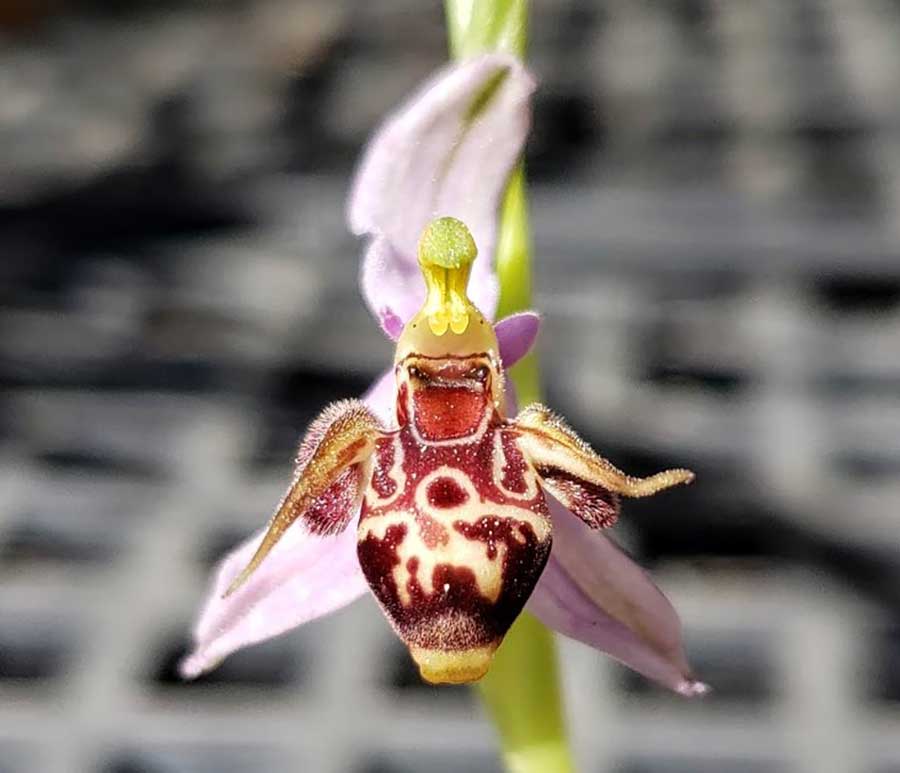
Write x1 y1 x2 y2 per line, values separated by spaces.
494 165 541 407
477 612 574 773
445 2 576 772
479 158 575 773
446 0 527 59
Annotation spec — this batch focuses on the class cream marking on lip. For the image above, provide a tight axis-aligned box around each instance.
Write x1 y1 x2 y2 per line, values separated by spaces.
360 464 551 605
413 466 549 540
368 434 407 508
492 431 540 501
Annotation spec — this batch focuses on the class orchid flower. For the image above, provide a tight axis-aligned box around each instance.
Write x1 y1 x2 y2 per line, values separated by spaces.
180 55 707 697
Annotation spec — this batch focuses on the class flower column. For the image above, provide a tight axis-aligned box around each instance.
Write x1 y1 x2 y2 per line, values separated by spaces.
445 2 576 772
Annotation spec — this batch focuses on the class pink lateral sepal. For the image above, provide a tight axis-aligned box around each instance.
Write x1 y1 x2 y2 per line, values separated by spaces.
180 522 366 679
527 500 706 695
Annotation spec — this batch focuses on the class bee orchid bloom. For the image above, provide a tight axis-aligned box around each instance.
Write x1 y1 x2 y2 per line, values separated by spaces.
181 217 704 694
181 55 706 696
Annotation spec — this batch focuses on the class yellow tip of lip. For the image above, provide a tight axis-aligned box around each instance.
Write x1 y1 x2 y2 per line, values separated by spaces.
410 644 497 685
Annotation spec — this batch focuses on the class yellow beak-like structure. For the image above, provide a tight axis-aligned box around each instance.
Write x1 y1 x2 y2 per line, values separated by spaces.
394 217 499 363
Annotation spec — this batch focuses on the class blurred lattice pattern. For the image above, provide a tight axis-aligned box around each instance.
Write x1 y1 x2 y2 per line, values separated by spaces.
2 2 900 772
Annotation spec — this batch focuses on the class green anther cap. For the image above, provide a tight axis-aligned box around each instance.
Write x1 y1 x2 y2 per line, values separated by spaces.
417 216 478 269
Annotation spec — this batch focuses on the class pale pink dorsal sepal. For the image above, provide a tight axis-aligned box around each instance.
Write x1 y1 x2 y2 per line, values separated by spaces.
528 500 708 696
179 520 367 679
349 54 536 327
359 237 424 338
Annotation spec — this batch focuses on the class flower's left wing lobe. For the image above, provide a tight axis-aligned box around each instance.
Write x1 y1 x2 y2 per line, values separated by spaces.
224 400 383 596
180 519 366 679
180 399 385 678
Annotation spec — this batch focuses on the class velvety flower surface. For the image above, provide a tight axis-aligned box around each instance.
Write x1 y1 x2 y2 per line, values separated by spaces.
181 55 705 695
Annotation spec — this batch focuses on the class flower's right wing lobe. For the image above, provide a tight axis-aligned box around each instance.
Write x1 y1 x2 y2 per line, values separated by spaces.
514 403 693 529
224 400 383 597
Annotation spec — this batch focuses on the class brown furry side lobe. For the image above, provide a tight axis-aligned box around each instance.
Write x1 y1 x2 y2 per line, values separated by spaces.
513 403 694 530
224 399 384 596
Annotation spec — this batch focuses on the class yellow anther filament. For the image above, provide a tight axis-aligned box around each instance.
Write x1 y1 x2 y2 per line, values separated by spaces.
395 216 499 365
421 262 473 336
416 217 479 337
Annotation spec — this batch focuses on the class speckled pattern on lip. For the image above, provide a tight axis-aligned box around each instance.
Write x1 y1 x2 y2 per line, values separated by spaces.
357 377 553 682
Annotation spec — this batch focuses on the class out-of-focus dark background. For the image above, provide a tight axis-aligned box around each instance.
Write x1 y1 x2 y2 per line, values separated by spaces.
2 1 900 772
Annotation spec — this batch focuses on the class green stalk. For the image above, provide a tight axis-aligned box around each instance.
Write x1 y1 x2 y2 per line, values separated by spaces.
446 0 527 59
444 2 576 772
494 165 541 407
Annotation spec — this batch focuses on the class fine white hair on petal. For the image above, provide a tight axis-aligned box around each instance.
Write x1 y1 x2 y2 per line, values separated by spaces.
349 53 535 325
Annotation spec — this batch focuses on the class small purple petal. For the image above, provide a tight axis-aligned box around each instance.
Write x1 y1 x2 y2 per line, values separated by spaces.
349 54 535 323
528 500 706 695
362 368 397 428
495 311 541 368
381 310 405 341
180 522 366 679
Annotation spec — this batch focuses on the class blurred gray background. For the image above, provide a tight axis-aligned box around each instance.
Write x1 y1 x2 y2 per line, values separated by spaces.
2 1 900 772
